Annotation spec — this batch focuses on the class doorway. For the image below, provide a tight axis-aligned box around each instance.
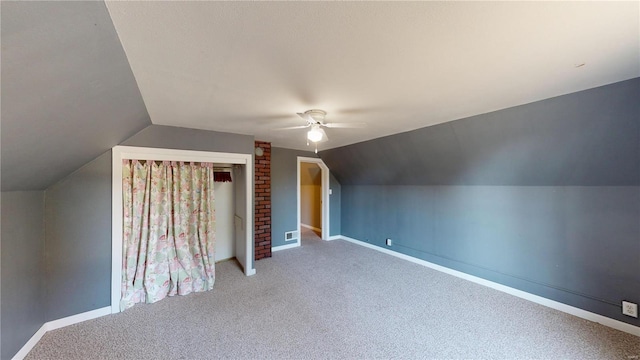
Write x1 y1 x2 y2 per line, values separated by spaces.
300 162 322 238
297 157 330 243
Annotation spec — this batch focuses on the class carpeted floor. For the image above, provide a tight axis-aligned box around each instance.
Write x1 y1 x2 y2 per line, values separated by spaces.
26 228 639 359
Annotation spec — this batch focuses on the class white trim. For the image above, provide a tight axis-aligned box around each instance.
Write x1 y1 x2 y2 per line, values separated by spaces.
327 235 341 241
272 242 302 252
46 306 112 331
111 147 123 314
113 146 251 164
300 223 322 232
11 326 46 360
295 161 302 248
297 157 330 242
12 306 111 360
244 158 254 277
338 235 640 338
111 146 255 314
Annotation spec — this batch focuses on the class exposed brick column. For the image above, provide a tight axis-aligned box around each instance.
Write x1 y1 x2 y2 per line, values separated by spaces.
254 141 271 260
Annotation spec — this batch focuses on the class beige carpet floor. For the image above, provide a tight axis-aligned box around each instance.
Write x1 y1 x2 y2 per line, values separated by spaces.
26 228 640 359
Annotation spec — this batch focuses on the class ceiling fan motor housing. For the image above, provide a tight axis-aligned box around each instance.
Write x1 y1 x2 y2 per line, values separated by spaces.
304 109 327 123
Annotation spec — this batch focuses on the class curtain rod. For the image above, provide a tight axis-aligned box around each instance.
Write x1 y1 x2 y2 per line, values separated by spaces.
128 160 233 170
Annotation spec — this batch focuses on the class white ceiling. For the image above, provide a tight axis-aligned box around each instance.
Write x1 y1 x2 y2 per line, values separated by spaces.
105 1 639 151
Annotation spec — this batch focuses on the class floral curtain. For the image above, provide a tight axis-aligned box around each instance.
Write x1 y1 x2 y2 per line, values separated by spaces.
121 160 216 311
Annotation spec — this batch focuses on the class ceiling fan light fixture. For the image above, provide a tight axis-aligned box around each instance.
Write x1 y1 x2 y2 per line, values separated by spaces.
307 125 324 142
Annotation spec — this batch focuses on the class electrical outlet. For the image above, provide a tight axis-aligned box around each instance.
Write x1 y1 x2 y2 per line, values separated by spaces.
622 301 638 318
386 238 392 246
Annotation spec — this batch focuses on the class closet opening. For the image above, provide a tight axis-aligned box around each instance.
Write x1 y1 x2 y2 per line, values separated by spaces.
111 146 255 314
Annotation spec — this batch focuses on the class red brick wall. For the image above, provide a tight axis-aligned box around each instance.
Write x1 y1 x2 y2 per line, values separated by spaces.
254 141 271 260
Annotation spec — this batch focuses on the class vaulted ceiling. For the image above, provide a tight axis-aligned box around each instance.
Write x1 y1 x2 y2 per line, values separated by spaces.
105 1 639 149
2 1 639 190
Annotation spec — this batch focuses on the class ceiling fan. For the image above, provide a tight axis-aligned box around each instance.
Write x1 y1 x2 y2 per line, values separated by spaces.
276 109 365 152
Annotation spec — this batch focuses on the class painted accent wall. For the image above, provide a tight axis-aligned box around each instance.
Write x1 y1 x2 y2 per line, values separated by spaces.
321 78 640 327
1 1 150 192
323 78 639 187
1 191 45 360
329 173 341 237
45 152 112 321
121 125 253 154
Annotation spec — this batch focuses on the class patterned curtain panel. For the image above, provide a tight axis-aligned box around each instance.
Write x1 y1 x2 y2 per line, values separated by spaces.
121 160 216 311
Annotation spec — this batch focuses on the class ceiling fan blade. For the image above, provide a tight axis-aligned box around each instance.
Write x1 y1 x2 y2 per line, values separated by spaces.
273 125 310 130
297 112 313 122
324 122 366 128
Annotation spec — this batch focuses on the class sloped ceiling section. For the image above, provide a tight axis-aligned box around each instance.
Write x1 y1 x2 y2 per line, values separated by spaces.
105 1 639 152
320 78 640 186
1 1 150 191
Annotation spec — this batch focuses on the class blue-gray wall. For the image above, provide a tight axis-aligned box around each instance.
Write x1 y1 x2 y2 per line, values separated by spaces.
271 147 342 246
44 152 112 321
329 173 341 237
322 78 639 186
340 186 639 324
321 78 640 326
42 125 254 325
1 191 45 360
1 1 150 192
121 125 253 154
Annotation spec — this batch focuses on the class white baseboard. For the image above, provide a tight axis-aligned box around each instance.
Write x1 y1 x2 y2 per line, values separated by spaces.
46 306 111 331
12 306 111 360
327 235 341 241
339 235 640 338
11 325 47 360
272 242 300 252
300 223 322 232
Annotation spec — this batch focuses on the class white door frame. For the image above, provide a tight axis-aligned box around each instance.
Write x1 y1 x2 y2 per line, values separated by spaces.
111 146 255 314
297 157 330 242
